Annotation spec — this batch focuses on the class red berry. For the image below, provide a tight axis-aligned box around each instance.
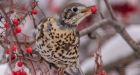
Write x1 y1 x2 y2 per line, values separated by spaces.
13 19 19 25
21 70 27 75
26 47 32 54
15 27 21 33
12 44 16 51
4 23 9 28
11 54 16 60
31 9 38 14
16 70 22 75
100 70 107 75
17 61 23 67
5 48 10 54
90 6 97 14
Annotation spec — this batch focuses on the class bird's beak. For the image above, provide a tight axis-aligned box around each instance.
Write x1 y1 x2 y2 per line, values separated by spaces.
74 6 95 25
81 6 93 13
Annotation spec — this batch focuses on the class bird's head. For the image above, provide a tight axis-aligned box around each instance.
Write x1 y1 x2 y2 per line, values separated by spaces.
59 3 95 28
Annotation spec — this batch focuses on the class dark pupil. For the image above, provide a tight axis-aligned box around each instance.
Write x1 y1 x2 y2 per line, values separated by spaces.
73 7 78 12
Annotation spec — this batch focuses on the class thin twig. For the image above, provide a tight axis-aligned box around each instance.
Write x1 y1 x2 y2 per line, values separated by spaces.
37 5 46 17
30 58 37 75
30 14 37 28
104 0 117 20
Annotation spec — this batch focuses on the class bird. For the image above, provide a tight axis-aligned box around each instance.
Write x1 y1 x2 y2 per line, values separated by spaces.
35 3 93 75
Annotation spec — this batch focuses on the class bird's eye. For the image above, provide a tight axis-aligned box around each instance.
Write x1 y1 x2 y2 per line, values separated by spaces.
72 7 78 12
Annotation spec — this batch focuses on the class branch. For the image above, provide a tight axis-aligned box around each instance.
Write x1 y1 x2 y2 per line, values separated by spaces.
104 0 117 20
110 20 140 56
85 53 138 74
80 19 109 37
104 53 137 71
80 19 140 56
31 14 37 28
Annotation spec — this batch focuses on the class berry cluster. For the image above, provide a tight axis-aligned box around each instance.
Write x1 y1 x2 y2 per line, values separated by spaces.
0 1 39 75
12 70 27 75
5 45 33 55
13 61 24 75
13 19 21 34
3 8 38 34
8 46 33 75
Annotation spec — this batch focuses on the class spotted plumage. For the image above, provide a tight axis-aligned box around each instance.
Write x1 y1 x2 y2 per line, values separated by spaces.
36 17 79 67
35 3 93 73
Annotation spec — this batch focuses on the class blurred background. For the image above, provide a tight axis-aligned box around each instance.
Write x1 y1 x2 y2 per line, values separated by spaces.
0 0 140 75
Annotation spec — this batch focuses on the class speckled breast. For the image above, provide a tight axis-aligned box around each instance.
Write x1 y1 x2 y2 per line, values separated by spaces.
36 18 80 67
